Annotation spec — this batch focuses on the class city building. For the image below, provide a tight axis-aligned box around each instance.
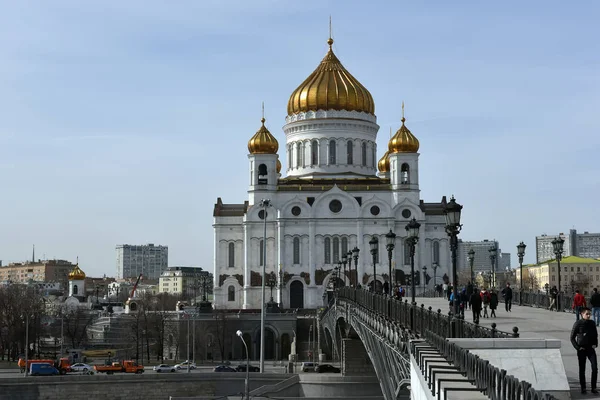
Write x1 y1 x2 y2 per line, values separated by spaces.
0 259 76 290
213 35 458 310
456 240 501 274
535 229 600 263
521 256 600 296
536 233 572 264
116 243 168 280
159 266 211 298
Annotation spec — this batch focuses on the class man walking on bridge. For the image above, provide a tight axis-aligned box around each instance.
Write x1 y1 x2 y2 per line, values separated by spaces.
571 307 598 394
502 283 513 312
590 288 600 327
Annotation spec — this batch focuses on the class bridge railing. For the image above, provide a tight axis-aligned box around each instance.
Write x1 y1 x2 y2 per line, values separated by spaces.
510 291 575 312
338 287 518 339
420 330 559 400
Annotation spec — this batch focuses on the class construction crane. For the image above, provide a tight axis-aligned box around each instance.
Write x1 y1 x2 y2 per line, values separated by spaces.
130 274 143 299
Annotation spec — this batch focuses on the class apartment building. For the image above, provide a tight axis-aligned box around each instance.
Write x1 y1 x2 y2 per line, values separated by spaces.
116 243 168 280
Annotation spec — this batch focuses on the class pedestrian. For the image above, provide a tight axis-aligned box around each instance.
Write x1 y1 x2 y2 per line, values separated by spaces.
383 281 389 296
574 290 587 320
570 307 598 394
502 283 513 312
442 283 448 300
470 288 482 323
490 289 498 318
480 289 491 318
466 281 474 310
549 285 558 311
590 288 600 327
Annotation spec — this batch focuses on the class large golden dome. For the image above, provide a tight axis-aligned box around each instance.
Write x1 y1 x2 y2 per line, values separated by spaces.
68 264 86 280
287 38 375 116
389 117 420 153
378 151 390 172
248 118 279 154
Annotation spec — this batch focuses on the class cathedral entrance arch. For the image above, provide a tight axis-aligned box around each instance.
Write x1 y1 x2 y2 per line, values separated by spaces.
289 280 304 309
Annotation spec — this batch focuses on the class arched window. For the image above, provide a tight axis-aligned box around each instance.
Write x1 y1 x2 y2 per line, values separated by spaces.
347 141 353 164
401 163 410 184
258 164 267 175
341 237 348 256
311 140 319 165
228 286 235 302
73 284 78 295
324 238 331 264
433 241 440 264
258 164 268 184
329 140 336 164
259 240 264 266
293 237 300 264
296 143 303 168
333 237 340 263
362 142 367 166
228 243 235 268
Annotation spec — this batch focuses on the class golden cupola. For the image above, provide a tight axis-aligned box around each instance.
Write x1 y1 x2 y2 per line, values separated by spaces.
248 118 279 154
68 264 86 280
388 117 420 153
287 38 375 116
378 151 390 173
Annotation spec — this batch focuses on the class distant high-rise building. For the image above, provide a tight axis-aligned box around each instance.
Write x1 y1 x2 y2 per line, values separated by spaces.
116 244 168 280
535 230 585 264
456 239 501 274
499 252 511 270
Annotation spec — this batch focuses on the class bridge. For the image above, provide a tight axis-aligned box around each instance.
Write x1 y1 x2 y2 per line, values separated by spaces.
320 287 584 400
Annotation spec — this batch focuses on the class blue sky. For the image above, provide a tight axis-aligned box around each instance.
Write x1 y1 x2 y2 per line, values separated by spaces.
1 1 598 277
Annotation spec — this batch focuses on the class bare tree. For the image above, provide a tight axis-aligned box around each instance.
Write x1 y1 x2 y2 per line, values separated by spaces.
60 306 95 349
523 271 539 291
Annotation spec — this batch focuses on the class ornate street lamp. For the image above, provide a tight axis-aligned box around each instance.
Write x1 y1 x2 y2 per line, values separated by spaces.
333 266 340 290
352 247 360 287
552 236 564 312
341 253 348 287
444 195 463 325
369 236 379 293
236 330 250 400
488 246 497 289
266 272 277 302
346 251 353 287
422 265 427 294
517 241 526 306
405 218 420 305
386 229 397 291
467 249 475 284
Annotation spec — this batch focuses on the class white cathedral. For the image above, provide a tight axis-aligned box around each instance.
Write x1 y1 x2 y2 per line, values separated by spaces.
213 36 453 310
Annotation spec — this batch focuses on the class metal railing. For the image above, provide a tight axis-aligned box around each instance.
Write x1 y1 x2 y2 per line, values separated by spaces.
419 330 559 400
337 287 519 339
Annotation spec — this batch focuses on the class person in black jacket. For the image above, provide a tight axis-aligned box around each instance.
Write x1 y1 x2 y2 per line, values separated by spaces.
590 288 600 327
571 307 599 394
489 289 499 318
502 283 513 312
469 289 482 323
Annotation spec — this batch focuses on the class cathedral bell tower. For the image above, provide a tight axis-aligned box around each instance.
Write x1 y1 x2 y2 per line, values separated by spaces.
389 105 420 198
247 115 280 205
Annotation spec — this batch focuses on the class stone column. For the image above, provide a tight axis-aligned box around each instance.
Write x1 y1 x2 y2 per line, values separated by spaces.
243 224 251 309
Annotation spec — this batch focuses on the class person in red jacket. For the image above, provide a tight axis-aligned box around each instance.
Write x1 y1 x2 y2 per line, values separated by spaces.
574 290 588 320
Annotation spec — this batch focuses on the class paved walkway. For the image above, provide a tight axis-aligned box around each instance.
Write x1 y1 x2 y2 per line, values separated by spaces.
415 297 596 400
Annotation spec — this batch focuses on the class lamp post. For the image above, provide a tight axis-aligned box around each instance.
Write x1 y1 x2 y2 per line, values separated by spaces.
386 229 396 291
488 246 497 289
236 330 250 400
352 247 360 287
444 196 463 324
346 251 353 287
95 285 100 305
341 253 348 287
517 241 526 306
467 249 475 285
333 266 340 290
405 218 420 305
267 272 276 302
552 236 564 312
432 262 438 296
422 265 427 294
259 198 271 373
369 236 379 293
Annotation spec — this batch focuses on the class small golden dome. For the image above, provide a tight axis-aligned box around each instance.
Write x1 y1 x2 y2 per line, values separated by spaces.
248 118 279 154
68 264 86 280
378 151 390 172
287 38 375 116
276 159 282 173
388 118 420 153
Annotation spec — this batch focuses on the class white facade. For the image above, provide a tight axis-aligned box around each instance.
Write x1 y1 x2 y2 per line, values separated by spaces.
212 39 455 310
116 243 168 280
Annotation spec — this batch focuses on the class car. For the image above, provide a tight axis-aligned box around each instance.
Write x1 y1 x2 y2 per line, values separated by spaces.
69 363 93 373
300 362 316 372
174 361 196 370
315 364 341 373
153 364 176 373
213 365 237 372
236 364 260 372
